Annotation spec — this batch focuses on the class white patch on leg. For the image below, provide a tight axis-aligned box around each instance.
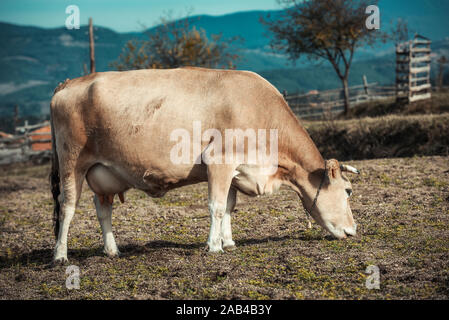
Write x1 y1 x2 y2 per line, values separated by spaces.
221 188 236 249
94 195 120 257
53 203 75 263
207 200 225 253
221 213 235 249
104 237 120 257
53 242 68 263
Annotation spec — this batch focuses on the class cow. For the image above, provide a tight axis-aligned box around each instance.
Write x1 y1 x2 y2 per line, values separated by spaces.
50 67 359 264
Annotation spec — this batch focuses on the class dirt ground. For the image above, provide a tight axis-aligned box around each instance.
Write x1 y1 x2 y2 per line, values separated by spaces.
0 156 448 300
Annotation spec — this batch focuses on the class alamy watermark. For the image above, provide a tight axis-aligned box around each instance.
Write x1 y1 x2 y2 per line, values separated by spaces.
170 121 279 175
65 265 80 290
64 4 379 31
365 5 380 30
365 265 380 289
65 5 80 30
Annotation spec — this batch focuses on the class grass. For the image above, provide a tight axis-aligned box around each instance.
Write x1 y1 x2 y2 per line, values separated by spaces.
300 90 449 161
0 156 448 300
341 90 449 119
304 113 449 161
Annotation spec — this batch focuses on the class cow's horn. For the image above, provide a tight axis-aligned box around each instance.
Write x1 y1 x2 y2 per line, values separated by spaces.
340 164 360 174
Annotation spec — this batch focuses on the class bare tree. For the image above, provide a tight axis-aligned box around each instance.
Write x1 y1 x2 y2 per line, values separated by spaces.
392 18 409 44
111 15 240 70
261 0 387 115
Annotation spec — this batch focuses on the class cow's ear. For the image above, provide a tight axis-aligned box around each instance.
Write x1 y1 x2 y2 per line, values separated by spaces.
325 159 341 182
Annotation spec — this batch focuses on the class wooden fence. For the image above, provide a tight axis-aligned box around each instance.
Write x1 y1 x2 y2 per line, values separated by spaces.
285 80 396 120
0 120 51 165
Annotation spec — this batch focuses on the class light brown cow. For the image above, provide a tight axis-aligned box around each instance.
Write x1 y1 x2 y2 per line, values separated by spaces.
50 67 359 264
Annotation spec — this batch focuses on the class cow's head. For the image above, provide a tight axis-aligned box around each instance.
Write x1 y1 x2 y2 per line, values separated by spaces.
299 159 359 239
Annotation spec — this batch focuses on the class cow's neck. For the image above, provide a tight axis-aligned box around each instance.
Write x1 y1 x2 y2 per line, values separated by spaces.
280 121 324 171
275 120 325 191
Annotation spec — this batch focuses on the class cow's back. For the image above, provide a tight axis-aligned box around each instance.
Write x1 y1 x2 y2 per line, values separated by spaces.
50 67 304 189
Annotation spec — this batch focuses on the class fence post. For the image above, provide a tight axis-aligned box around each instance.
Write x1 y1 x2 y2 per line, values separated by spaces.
363 75 369 96
282 90 288 99
22 120 30 157
437 56 448 91
14 105 19 130
89 17 95 73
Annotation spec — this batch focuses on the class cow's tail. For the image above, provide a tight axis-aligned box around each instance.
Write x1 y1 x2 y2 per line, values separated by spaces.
49 110 61 240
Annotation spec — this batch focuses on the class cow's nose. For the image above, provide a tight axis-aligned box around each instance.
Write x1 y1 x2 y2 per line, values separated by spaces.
344 230 354 237
344 224 357 237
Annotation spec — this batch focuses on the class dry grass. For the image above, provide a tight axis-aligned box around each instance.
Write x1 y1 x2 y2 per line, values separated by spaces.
304 113 449 160
0 156 448 300
341 91 449 119
300 91 449 161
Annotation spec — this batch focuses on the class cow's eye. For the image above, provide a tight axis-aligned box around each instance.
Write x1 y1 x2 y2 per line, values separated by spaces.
346 188 353 197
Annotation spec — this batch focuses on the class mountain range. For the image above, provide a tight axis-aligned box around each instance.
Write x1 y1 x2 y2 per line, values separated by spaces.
1 0 449 122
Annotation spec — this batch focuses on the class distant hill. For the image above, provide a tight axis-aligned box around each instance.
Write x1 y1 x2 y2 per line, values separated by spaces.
1 0 449 121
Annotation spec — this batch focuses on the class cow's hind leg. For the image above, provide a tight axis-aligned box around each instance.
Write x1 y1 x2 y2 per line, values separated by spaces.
221 187 237 250
207 165 236 253
53 172 83 264
94 194 120 257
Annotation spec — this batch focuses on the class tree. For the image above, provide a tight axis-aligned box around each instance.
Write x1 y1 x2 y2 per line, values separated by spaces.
111 15 240 70
261 0 386 115
392 18 409 44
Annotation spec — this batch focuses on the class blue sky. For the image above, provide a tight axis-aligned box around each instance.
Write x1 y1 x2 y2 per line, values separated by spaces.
0 0 281 32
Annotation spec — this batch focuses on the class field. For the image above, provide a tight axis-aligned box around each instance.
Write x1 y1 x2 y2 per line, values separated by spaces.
0 156 448 300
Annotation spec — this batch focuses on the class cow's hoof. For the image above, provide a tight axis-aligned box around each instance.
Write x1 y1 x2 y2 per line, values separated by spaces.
206 244 224 253
52 257 68 266
104 249 121 258
208 248 224 254
223 240 236 251
223 244 236 251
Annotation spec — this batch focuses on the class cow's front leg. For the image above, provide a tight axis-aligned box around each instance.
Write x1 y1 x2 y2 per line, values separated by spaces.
206 164 235 253
207 200 226 252
94 194 120 257
221 187 237 250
